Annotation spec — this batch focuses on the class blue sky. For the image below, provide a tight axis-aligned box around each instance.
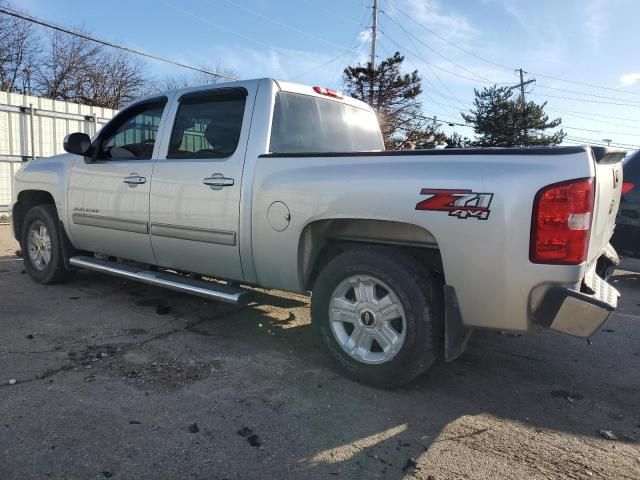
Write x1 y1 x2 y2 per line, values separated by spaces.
18 0 640 150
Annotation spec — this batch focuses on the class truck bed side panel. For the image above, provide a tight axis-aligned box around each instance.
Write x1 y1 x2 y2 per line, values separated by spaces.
251 150 595 333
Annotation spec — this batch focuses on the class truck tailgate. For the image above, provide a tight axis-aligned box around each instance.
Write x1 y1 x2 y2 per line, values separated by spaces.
588 147 626 265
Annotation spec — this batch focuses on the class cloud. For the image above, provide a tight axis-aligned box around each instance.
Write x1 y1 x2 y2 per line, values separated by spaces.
584 0 608 48
618 73 640 87
193 45 354 89
357 29 372 43
399 0 476 41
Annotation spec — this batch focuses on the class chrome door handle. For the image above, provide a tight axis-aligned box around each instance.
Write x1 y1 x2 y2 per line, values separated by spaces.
123 174 146 186
203 173 234 190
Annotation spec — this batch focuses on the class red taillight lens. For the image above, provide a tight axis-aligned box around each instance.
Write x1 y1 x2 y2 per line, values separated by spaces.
622 182 634 194
530 178 594 265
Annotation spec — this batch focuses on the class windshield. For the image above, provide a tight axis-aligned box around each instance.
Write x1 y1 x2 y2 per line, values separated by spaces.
270 92 384 153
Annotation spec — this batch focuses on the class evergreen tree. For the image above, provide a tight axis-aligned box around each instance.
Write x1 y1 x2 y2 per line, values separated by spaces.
462 85 565 147
343 52 424 149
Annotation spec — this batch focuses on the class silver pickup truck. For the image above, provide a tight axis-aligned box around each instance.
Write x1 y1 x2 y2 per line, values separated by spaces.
10 78 624 387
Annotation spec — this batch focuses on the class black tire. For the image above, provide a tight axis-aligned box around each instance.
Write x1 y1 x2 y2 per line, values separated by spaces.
21 204 74 284
311 246 443 388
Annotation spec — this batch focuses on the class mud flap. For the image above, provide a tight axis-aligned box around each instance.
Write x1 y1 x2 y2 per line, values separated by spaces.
444 285 472 361
58 220 78 271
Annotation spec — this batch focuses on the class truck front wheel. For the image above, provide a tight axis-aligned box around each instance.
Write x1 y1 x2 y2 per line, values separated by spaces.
21 205 74 284
311 246 443 388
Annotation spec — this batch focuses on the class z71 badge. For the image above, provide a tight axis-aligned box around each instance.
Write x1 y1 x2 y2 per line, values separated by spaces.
415 188 494 220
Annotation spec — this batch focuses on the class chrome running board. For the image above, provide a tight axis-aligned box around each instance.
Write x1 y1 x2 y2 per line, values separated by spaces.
69 255 252 305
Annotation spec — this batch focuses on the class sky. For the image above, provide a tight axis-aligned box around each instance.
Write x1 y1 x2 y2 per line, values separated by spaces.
16 0 640 150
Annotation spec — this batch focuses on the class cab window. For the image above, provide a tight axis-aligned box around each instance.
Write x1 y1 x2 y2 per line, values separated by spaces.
167 89 246 159
97 99 166 160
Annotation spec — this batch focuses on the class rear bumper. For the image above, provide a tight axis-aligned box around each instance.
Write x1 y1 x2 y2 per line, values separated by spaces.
532 274 619 337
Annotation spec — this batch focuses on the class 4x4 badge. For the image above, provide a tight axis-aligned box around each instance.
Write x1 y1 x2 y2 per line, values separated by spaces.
415 188 494 220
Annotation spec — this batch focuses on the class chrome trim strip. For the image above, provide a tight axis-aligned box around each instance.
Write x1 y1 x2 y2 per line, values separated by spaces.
72 213 148 234
150 223 236 246
69 255 251 305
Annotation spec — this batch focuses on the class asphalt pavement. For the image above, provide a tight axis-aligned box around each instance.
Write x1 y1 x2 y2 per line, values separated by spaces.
0 224 638 479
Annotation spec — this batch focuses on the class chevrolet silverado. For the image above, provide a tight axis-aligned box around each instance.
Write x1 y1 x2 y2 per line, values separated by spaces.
10 79 624 387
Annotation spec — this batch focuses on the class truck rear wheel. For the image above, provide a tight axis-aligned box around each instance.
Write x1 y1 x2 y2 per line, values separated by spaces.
21 205 74 284
311 246 443 388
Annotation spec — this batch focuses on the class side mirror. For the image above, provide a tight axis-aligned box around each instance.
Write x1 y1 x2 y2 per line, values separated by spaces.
63 132 92 157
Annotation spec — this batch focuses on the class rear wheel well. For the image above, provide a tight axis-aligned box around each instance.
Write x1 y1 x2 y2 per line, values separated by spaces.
13 190 56 242
300 219 444 290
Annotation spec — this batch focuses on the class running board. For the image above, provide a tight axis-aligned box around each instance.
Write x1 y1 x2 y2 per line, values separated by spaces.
69 255 253 305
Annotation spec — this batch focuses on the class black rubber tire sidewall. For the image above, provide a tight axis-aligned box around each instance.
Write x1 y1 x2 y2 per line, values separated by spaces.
21 205 70 284
311 246 442 388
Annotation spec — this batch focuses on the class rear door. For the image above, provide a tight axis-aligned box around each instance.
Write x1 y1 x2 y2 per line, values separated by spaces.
67 97 169 264
149 87 252 280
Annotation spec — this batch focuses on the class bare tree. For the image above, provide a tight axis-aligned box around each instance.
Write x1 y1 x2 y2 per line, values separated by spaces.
0 7 234 108
148 64 239 94
34 31 145 109
77 51 146 109
0 1 38 93
35 31 100 102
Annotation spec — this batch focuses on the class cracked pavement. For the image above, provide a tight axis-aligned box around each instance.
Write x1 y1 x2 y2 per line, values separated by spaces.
0 225 639 479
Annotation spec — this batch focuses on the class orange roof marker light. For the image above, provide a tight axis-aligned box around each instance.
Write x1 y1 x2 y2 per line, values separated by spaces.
313 86 343 99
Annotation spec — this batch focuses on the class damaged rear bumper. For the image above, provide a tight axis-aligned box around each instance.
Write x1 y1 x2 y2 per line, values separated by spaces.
532 273 620 338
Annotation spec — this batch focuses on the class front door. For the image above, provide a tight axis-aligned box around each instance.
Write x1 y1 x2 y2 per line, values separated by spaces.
149 87 251 280
67 98 169 264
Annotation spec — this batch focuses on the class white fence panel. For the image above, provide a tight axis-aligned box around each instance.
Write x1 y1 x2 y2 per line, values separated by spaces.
0 91 117 213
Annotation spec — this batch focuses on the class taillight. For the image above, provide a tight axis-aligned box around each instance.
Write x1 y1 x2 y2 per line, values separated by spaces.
530 177 594 265
622 182 634 194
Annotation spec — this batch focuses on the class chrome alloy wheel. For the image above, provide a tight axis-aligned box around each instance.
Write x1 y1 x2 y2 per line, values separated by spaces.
329 275 407 364
27 220 52 272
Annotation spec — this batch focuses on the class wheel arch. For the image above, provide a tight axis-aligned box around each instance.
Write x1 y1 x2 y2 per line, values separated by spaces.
298 218 444 291
12 190 56 242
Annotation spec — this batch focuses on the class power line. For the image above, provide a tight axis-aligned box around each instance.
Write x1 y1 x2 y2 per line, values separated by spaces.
379 19 474 111
530 72 640 97
546 107 640 124
546 109 640 130
563 125 640 138
301 0 367 26
564 135 640 149
563 137 640 150
0 5 237 80
529 91 640 108
384 0 640 98
219 0 353 52
384 0 512 72
380 11 500 84
161 1 275 50
422 112 473 128
535 83 640 105
379 30 496 84
377 32 468 113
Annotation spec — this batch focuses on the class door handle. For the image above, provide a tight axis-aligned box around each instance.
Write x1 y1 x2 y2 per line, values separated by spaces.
123 174 146 186
203 173 234 190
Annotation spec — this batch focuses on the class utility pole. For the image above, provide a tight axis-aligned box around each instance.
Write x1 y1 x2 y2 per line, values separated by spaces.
369 0 378 105
510 68 535 145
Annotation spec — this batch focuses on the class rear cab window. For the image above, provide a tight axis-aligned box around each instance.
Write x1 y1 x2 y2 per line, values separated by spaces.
168 88 247 159
270 92 384 154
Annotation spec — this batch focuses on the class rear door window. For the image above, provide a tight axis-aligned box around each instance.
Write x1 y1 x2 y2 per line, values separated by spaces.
168 89 247 159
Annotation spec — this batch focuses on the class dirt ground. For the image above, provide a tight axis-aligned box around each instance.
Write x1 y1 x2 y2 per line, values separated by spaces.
0 224 639 480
